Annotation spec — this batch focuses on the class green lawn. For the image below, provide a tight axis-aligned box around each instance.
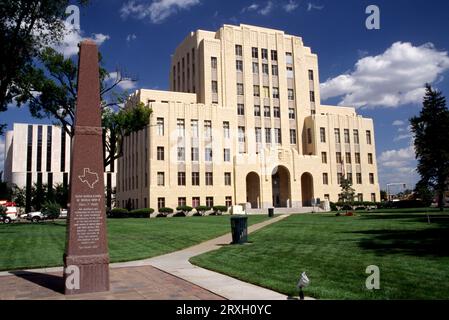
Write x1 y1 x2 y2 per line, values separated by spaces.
190 212 449 300
0 215 269 271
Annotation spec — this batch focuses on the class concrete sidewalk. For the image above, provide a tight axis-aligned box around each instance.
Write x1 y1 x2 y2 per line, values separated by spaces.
111 214 293 300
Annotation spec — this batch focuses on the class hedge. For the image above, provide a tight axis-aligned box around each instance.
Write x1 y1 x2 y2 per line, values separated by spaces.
176 206 193 213
196 206 211 214
158 207 174 214
109 208 129 218
129 208 154 218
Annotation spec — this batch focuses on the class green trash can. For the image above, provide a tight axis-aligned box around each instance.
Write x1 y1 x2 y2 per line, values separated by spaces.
268 208 274 218
230 215 248 244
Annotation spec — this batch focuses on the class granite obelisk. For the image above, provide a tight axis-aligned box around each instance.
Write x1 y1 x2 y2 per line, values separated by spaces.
63 40 110 295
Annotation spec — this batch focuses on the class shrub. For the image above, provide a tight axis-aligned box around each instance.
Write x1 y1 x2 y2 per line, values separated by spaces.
394 200 427 209
196 206 211 214
355 207 366 211
213 206 228 215
158 207 174 214
129 208 154 218
176 206 193 213
109 208 129 218
173 212 187 217
342 205 352 211
330 202 338 212
42 202 61 220
156 213 167 218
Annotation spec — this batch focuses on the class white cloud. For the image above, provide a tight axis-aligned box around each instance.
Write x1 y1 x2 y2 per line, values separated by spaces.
258 1 274 15
120 0 200 24
107 72 137 91
241 3 259 13
392 120 405 126
126 34 137 42
52 21 110 57
320 42 449 109
378 145 419 188
379 145 415 168
307 2 324 11
283 0 298 12
0 136 4 173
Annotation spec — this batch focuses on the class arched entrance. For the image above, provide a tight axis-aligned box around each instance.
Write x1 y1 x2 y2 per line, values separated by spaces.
301 173 314 207
246 172 261 209
272 166 291 208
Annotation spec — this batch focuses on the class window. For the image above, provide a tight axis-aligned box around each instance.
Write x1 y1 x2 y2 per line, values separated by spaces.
223 122 230 138
178 197 187 207
204 121 212 138
205 148 213 162
336 152 342 164
265 128 272 143
263 86 270 98
368 153 373 164
344 129 350 144
253 85 260 97
238 127 246 143
271 50 278 61
177 119 185 137
262 64 269 75
320 128 326 143
355 153 361 164
287 66 294 78
157 198 165 209
274 128 282 144
206 172 213 186
309 91 315 102
366 130 372 145
308 70 314 81
192 172 200 186
261 48 268 60
369 173 375 184
273 87 279 99
192 197 200 208
252 47 258 59
157 118 164 136
206 197 214 208
211 57 217 69
225 172 232 186
191 147 199 162
157 147 164 161
288 89 294 100
337 173 343 185
226 196 232 207
237 103 245 115
254 105 261 117
264 106 271 118
347 173 353 184
289 108 296 119
224 149 231 162
272 65 278 76
178 172 186 186
358 194 364 202
353 130 360 144
290 129 297 144
191 120 199 137
235 45 242 57
307 128 313 144
157 172 165 186
252 62 259 74
255 128 262 143
212 80 218 94
322 152 327 164
345 152 352 164
356 173 362 184
371 193 376 202
177 147 185 161
286 52 293 64
236 60 243 72
237 83 244 95
334 129 341 143
323 173 329 185
274 107 281 118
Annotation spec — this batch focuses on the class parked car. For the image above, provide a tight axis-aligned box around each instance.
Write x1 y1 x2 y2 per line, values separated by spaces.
60 209 68 218
27 211 47 223
0 202 19 224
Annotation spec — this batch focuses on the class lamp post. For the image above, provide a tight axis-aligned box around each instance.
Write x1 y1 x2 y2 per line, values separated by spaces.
386 183 407 201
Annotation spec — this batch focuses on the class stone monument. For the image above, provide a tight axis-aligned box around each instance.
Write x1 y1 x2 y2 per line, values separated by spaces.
63 40 110 295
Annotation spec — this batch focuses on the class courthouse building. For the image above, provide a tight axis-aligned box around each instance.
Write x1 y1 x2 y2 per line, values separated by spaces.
3 123 116 211
116 24 380 211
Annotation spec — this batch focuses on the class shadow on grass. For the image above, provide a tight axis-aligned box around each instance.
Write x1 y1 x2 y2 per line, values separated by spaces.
348 226 449 257
11 271 64 294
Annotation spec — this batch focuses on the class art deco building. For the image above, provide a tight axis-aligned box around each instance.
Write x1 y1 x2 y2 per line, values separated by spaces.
116 24 380 212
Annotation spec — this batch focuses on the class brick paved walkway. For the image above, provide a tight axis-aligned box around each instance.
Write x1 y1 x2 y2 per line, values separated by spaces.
0 266 223 300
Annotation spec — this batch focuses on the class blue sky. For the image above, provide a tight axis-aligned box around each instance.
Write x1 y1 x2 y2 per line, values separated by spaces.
2 0 449 192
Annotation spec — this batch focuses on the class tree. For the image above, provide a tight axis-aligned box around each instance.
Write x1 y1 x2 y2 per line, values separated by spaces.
410 84 449 211
0 179 12 200
0 0 89 135
54 183 69 208
380 190 388 202
12 186 26 208
15 47 152 169
340 178 355 204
